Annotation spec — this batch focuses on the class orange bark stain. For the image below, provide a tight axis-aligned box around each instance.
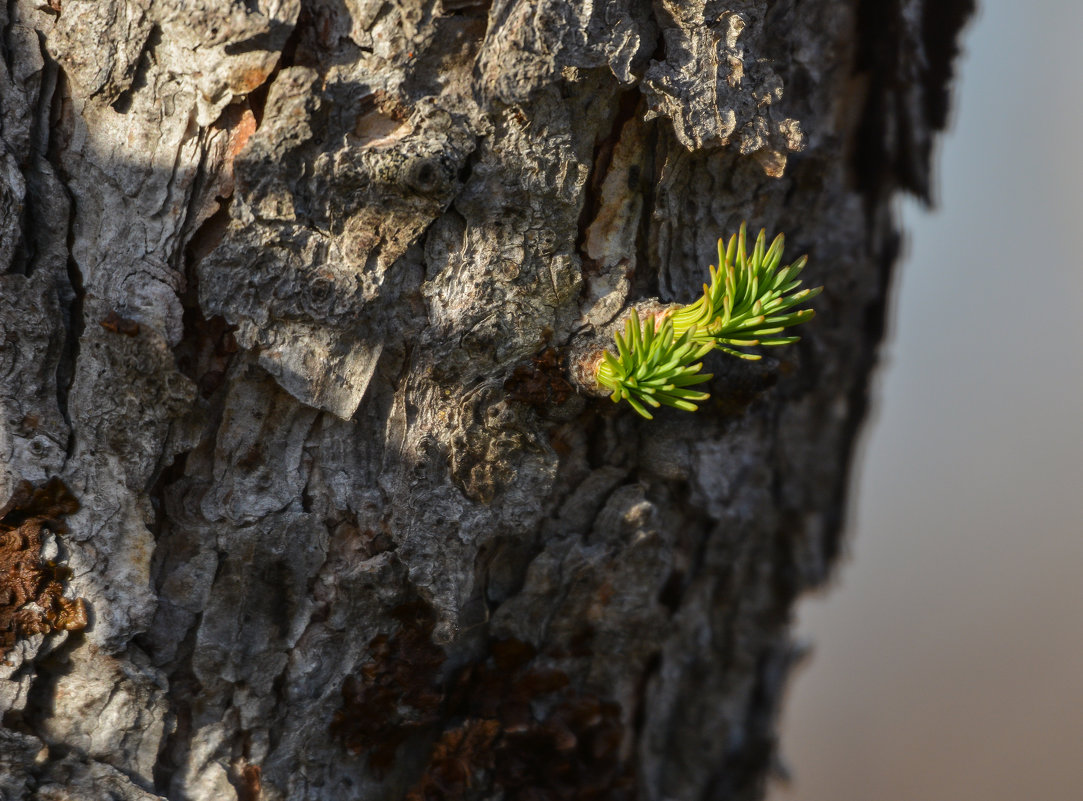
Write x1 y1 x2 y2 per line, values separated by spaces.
228 109 258 162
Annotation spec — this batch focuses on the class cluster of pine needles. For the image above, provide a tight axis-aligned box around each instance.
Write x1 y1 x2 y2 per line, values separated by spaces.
595 223 821 419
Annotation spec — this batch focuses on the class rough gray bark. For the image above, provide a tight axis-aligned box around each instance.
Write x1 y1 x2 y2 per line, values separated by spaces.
0 1 971 799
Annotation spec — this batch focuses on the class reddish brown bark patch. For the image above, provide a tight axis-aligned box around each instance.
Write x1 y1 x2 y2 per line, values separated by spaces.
412 639 632 801
504 348 575 408
230 762 262 801
330 600 447 773
0 478 87 662
331 604 632 799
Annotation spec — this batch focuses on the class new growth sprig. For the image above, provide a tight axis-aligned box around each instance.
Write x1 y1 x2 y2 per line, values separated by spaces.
667 224 820 359
595 223 821 419
595 309 715 419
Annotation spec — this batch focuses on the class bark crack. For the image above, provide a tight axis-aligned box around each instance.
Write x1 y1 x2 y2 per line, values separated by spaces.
575 88 642 275
152 613 205 797
110 24 161 115
38 67 83 460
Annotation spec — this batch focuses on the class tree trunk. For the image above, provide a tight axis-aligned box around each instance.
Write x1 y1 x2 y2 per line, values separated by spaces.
0 1 971 799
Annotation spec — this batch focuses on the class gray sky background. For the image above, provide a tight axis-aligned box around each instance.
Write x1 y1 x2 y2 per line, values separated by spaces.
770 1 1083 799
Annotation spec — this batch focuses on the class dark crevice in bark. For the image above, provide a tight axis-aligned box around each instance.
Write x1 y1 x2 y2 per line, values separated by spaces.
245 71 274 128
265 662 292 756
456 134 485 189
45 62 73 162
175 194 238 398
648 4 668 63
43 71 83 457
634 116 662 300
631 650 662 741
152 613 205 797
8 31 62 278
142 414 227 795
146 451 189 545
110 24 161 115
657 557 688 614
275 0 324 75
300 467 316 514
476 535 522 616
30 27 58 157
2 0 16 75
183 189 232 266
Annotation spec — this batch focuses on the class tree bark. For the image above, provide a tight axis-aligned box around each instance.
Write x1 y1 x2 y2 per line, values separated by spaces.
0 1 971 799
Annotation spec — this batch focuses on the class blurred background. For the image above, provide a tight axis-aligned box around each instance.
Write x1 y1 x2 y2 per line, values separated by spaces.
769 1 1083 799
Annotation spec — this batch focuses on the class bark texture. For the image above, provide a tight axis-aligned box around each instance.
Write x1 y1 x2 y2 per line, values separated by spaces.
0 1 971 799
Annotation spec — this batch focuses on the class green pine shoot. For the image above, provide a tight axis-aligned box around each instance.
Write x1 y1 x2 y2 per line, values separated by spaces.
595 309 714 420
595 223 821 418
